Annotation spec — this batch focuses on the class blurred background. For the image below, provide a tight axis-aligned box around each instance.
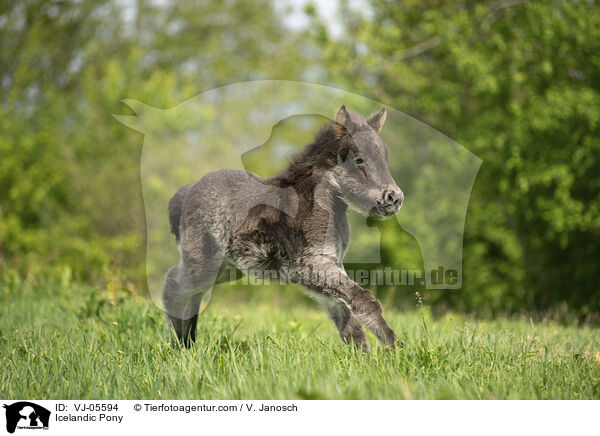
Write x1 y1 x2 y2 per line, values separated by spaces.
1 0 599 320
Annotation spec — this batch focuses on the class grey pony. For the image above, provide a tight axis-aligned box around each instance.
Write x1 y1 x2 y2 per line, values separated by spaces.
163 106 404 352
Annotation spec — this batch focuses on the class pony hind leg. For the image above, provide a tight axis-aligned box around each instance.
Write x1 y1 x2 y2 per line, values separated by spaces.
162 266 205 347
162 239 223 348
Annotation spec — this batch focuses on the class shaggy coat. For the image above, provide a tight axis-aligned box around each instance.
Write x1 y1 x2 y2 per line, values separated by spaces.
163 106 404 351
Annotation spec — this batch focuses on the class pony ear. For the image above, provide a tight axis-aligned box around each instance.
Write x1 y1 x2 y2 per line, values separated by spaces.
367 108 387 133
334 105 351 139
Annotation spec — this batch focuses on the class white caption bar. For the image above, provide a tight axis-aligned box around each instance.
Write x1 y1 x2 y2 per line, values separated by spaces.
0 400 597 435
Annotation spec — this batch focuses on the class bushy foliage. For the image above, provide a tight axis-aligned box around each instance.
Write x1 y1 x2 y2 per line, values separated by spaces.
0 0 306 284
1 0 598 316
310 0 600 316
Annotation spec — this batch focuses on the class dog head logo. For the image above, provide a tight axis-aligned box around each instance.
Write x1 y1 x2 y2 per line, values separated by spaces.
114 80 481 309
3 402 50 433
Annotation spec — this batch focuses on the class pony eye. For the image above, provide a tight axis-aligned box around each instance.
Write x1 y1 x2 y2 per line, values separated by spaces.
355 158 364 165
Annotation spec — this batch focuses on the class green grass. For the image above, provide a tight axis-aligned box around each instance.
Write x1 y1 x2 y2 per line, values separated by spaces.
1 281 599 399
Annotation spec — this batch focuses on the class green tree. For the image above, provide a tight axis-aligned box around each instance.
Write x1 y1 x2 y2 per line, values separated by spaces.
0 0 309 285
312 0 600 315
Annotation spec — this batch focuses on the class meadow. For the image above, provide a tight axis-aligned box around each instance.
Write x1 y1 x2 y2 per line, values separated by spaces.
1 281 599 400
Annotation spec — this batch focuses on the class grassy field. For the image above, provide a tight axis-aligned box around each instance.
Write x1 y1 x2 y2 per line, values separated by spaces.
1 281 599 400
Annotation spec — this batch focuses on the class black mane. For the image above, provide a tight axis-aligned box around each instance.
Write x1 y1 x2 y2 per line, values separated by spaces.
271 121 355 198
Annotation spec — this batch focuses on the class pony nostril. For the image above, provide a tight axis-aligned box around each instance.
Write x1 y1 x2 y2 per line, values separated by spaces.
382 188 403 209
